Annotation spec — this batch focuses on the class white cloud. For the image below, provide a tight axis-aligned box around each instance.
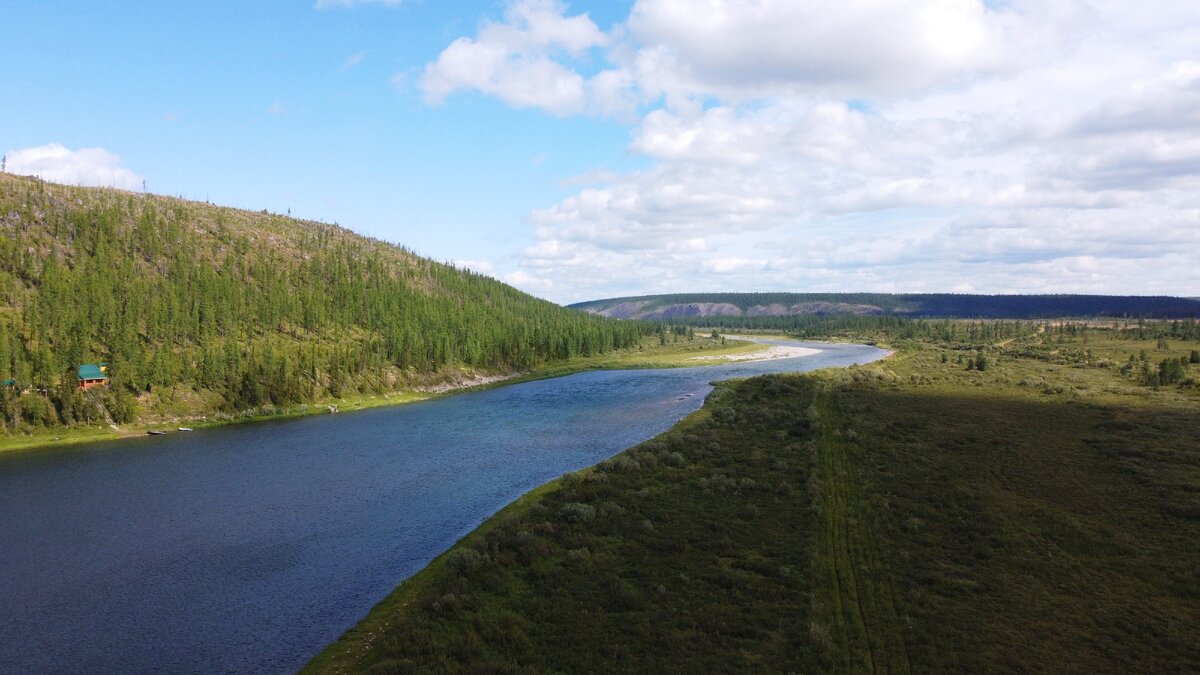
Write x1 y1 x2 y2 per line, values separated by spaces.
420 0 613 116
625 0 1010 96
420 0 1200 301
453 259 497 276
5 144 143 191
343 51 366 69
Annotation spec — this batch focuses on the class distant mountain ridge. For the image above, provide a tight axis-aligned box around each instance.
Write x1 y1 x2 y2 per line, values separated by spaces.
571 293 1200 320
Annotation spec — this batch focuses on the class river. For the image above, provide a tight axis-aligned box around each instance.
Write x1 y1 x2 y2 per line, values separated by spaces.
0 339 886 673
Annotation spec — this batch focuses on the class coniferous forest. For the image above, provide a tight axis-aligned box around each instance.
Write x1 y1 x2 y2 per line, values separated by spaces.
0 174 647 431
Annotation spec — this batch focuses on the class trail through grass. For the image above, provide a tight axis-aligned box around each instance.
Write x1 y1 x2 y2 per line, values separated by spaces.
809 385 909 674
306 324 1200 673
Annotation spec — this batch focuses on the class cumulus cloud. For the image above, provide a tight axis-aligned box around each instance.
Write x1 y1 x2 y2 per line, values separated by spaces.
420 0 1200 301
625 0 1010 96
420 0 615 116
4 144 143 191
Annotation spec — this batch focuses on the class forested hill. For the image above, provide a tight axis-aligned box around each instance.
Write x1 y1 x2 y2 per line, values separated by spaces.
0 173 645 429
572 292 1200 321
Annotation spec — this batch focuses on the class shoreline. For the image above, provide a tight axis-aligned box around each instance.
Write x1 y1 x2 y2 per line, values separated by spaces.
302 339 890 673
0 336 793 457
687 344 821 362
303 327 1200 673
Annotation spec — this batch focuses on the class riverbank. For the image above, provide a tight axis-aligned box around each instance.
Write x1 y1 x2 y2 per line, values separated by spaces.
1 337 880 674
304 328 1200 673
0 335 777 455
687 344 820 362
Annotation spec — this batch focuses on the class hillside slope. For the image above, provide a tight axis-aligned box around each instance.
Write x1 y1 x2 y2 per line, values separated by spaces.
0 174 644 432
572 292 1200 321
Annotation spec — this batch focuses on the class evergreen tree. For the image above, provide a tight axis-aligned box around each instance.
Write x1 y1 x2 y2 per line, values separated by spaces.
0 174 652 431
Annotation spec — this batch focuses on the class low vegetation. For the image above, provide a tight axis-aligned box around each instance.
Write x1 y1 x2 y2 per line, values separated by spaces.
306 320 1200 673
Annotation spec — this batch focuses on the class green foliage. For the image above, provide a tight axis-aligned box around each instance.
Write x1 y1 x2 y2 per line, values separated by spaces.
0 175 648 431
974 349 989 371
1159 357 1187 385
307 321 1200 674
307 376 836 674
443 549 485 577
558 502 596 524
672 313 1038 343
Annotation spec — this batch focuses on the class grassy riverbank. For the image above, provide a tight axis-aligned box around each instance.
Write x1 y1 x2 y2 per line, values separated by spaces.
306 324 1200 673
0 334 767 455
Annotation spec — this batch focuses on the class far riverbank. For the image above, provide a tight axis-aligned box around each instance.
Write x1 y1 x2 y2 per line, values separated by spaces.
0 335 781 456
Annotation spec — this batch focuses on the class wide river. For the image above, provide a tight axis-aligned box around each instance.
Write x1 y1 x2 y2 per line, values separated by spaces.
0 339 886 673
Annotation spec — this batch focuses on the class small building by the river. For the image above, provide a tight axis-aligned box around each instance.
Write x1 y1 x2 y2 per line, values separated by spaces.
77 364 109 390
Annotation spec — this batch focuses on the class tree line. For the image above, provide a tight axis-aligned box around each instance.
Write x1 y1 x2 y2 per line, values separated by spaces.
573 292 1200 319
0 175 648 431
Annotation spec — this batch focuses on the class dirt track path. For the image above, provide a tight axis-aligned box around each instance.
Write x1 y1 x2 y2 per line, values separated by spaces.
810 386 910 674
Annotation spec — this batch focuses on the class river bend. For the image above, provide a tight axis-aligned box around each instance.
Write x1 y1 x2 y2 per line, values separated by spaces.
0 339 886 673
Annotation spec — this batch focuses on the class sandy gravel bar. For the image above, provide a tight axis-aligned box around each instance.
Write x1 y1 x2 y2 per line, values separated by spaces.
687 345 821 363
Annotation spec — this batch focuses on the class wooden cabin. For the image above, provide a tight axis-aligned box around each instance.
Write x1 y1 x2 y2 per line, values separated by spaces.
77 364 109 390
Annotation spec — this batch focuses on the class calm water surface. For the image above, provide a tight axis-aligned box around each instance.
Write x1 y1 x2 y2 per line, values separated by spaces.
0 339 886 674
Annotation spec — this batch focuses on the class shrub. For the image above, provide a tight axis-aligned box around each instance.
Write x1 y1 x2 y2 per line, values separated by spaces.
20 395 56 427
699 473 739 492
662 451 687 467
598 502 626 518
601 456 640 473
444 548 484 576
429 593 461 613
560 502 596 524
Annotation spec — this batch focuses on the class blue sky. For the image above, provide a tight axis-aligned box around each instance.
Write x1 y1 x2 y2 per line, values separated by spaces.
2 2 632 265
4 1 1199 302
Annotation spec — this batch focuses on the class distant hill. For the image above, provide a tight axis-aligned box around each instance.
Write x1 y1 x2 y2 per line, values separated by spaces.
0 174 645 431
571 293 1200 321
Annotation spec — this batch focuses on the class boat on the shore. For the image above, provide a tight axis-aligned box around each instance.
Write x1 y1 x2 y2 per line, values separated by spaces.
146 430 166 436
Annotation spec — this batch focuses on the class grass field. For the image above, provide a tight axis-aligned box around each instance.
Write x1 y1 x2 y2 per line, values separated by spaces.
306 324 1200 673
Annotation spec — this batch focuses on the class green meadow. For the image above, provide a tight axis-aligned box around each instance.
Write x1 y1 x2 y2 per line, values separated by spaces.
306 321 1200 673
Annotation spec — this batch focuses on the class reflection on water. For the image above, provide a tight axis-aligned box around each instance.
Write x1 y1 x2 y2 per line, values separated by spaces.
0 340 886 674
